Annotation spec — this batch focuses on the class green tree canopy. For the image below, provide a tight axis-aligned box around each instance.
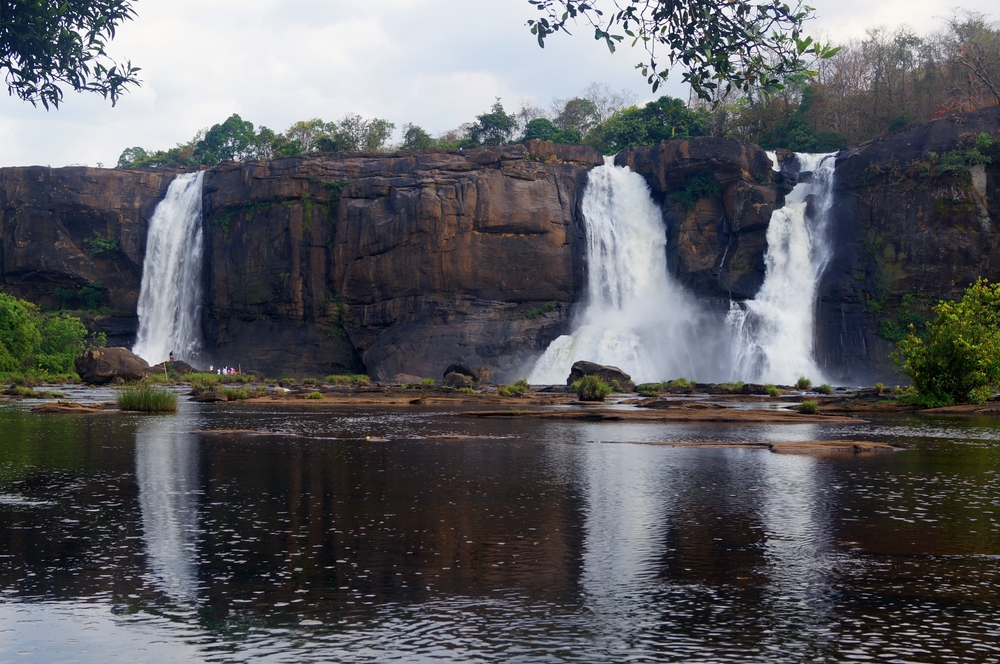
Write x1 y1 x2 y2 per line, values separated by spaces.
0 293 90 375
521 118 582 144
468 99 518 146
587 96 710 153
896 279 1000 406
527 0 838 99
0 0 140 108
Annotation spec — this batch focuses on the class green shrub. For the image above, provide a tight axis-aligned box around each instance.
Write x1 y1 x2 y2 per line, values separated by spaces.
720 381 744 393
573 375 612 401
458 387 475 394
816 383 833 395
497 379 529 397
305 391 323 399
420 377 435 387
115 385 178 413
637 383 663 397
220 387 248 401
896 279 1000 405
798 400 819 414
668 377 694 389
524 302 557 319
875 382 885 395
796 377 812 390
0 293 91 376
83 232 121 258
302 377 317 385
765 384 781 398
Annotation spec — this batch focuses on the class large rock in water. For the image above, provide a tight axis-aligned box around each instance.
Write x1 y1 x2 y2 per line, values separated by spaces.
566 361 632 389
75 347 150 384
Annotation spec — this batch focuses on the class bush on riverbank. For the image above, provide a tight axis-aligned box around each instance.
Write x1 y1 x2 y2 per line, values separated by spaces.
0 293 95 379
896 279 1000 406
574 375 612 401
798 400 819 414
115 384 178 413
326 374 370 386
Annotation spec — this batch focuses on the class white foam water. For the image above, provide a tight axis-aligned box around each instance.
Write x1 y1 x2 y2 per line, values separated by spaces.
727 153 836 384
528 159 709 384
133 171 206 365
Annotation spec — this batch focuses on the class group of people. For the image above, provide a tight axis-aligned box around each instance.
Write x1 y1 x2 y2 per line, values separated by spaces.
168 351 240 376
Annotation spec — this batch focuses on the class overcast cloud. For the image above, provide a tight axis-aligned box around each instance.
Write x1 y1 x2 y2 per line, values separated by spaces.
0 0 993 168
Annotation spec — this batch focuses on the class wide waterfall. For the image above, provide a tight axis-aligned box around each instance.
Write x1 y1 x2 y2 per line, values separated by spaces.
528 159 714 384
727 154 836 384
133 171 206 366
528 152 836 386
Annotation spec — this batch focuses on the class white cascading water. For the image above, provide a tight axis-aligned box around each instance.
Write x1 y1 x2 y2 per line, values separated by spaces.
528 159 710 384
133 171 206 365
727 153 836 384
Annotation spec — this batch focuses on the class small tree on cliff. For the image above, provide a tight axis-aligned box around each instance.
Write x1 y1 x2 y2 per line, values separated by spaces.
526 0 839 99
468 99 518 146
896 279 1000 406
0 1 140 108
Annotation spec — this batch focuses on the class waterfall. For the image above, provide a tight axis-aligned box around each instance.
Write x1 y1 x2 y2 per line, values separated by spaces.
133 171 206 366
528 159 711 384
727 153 836 384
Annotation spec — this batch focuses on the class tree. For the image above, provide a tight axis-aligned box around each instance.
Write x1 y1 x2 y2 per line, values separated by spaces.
196 114 259 165
527 0 838 99
468 99 518 146
587 95 709 153
896 279 1000 406
938 11 1000 107
552 97 598 135
521 117 581 144
401 124 436 151
1 0 140 108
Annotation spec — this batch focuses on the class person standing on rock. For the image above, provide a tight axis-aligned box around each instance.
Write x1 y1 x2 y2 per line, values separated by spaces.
169 351 175 363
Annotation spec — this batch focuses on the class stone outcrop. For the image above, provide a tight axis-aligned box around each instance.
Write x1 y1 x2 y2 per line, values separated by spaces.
75 347 150 384
616 138 781 303
821 106 1000 382
201 143 602 380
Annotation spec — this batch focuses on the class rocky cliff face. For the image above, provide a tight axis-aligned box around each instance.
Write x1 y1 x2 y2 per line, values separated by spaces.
201 142 601 380
0 167 177 346
820 106 1000 382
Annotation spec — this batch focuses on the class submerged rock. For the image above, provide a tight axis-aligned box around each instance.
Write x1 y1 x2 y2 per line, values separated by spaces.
75 348 149 385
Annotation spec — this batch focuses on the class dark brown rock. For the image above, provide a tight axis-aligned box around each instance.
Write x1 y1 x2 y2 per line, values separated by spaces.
616 138 781 302
75 347 150 384
148 360 195 376
443 372 475 388
566 361 632 388
444 363 477 381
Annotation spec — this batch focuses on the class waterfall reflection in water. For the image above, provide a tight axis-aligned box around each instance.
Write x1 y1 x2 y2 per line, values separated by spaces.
135 416 201 603
1 406 999 662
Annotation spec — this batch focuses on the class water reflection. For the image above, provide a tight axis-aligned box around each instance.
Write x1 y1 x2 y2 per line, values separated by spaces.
135 416 201 603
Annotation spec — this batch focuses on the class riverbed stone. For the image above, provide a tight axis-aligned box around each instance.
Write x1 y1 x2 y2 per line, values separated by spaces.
566 361 632 389
75 347 150 384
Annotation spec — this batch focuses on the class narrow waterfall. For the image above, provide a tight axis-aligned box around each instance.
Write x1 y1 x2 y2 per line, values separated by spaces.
528 159 710 384
727 153 836 384
133 171 206 365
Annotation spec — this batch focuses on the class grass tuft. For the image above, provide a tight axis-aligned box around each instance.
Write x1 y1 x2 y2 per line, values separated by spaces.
326 374 370 386
765 384 781 398
798 400 819 414
573 375 611 401
115 384 178 413
796 377 813 390
305 391 323 399
816 383 833 395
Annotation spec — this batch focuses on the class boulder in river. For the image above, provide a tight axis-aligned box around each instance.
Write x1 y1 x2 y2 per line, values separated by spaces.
443 363 490 384
75 348 149 385
566 361 632 390
148 360 195 376
443 372 475 389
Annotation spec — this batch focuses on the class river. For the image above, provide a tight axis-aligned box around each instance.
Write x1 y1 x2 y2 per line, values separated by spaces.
1 398 999 662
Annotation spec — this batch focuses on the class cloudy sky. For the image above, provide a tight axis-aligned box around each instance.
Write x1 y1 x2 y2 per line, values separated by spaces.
0 0 994 168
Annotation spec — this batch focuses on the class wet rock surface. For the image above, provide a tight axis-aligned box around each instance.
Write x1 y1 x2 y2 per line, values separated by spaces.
566 361 632 388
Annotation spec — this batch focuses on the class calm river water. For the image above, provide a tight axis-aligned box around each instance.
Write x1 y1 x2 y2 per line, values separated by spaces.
1 397 999 662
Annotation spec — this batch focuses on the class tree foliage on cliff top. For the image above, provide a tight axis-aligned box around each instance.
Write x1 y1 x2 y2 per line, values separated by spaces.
0 0 140 108
527 0 838 99
895 279 1000 407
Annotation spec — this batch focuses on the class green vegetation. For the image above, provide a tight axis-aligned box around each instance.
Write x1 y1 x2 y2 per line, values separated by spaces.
326 374 370 386
0 0 139 109
527 1 836 100
875 382 886 395
497 379 530 397
816 384 833 395
796 377 812 390
305 391 323 400
573 375 612 401
458 387 476 394
896 279 1000 406
280 378 296 385
302 377 317 385
420 377 435 387
525 302 557 319
798 400 819 414
765 384 781 398
53 281 107 311
219 387 265 401
0 294 94 377
115 385 178 413
668 172 721 211
878 294 928 342
719 381 744 394
83 232 121 257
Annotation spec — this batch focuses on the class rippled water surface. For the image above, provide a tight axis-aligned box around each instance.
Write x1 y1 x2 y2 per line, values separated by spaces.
1 400 999 662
